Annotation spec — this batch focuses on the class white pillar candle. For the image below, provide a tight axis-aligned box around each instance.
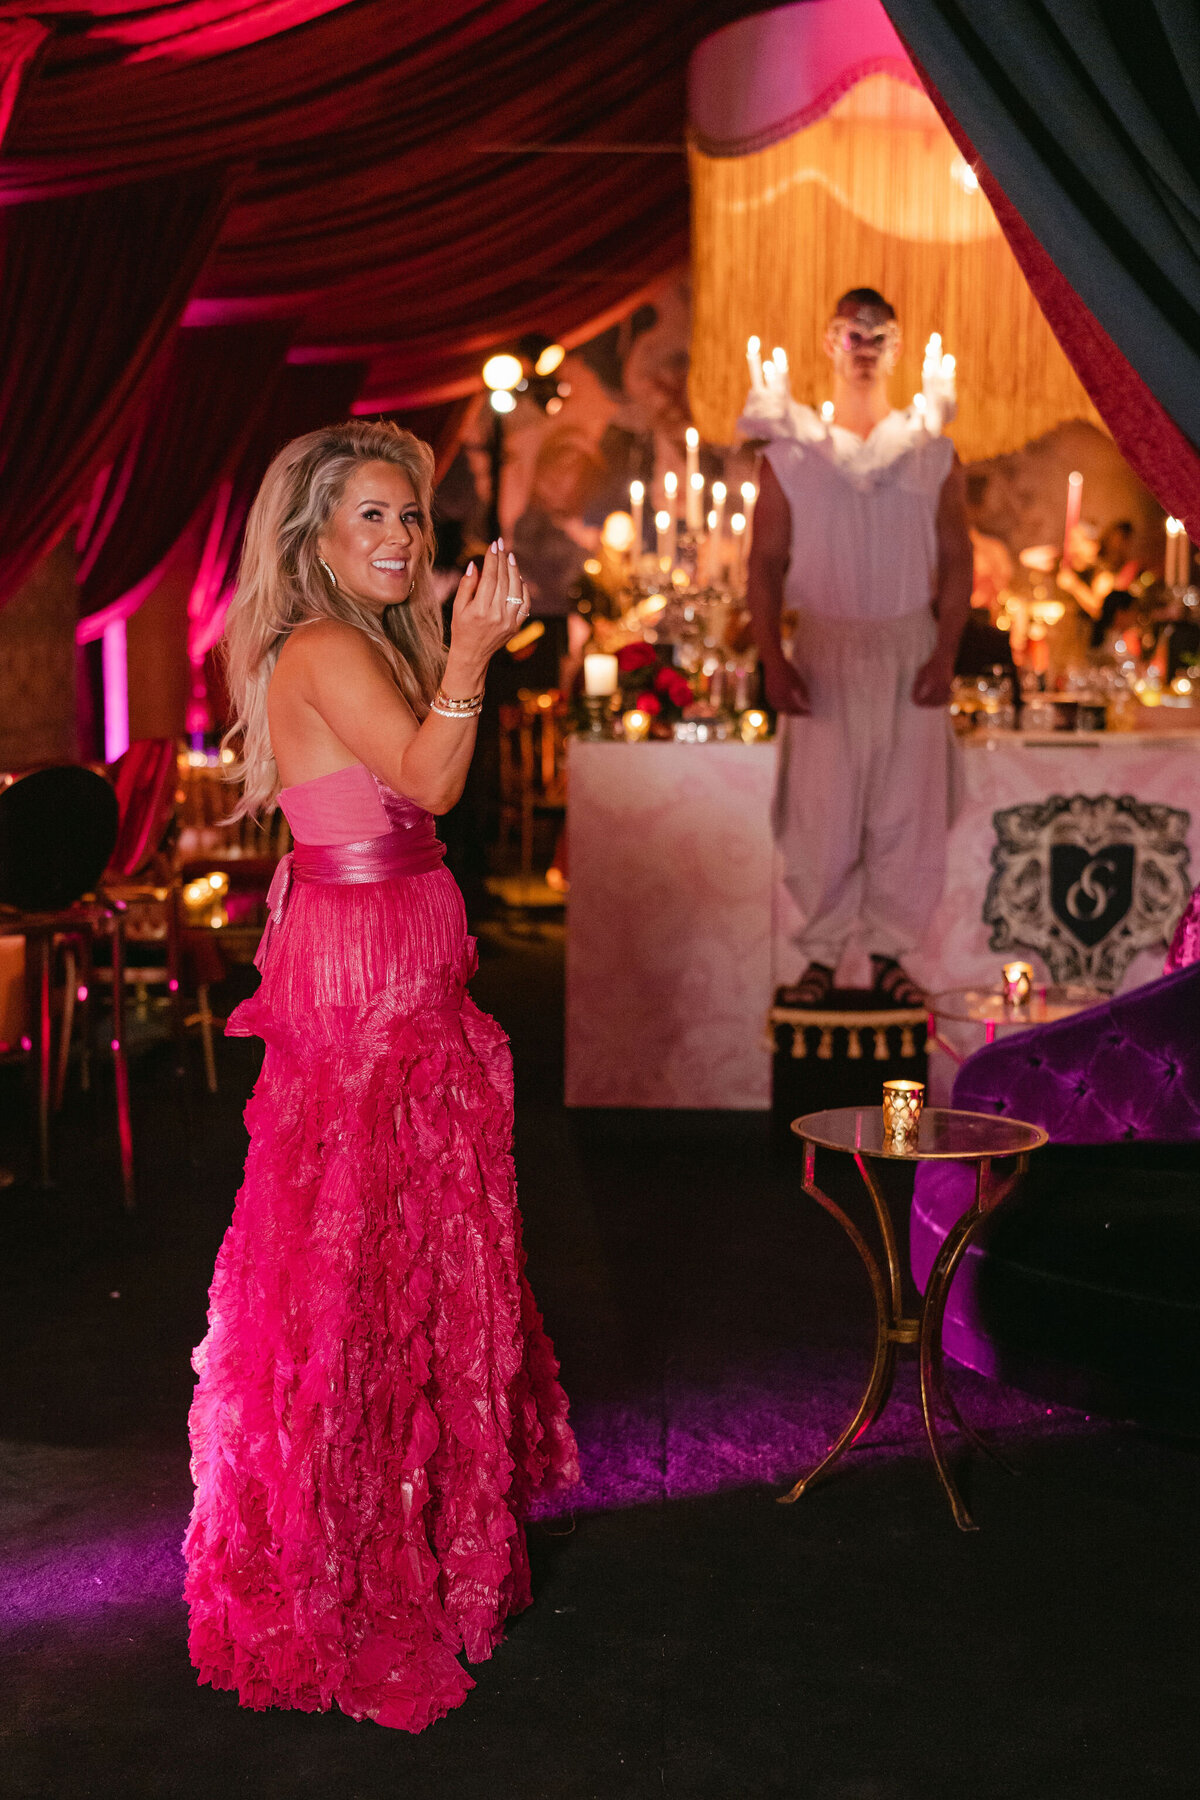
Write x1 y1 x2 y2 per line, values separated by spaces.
747 335 764 391
685 428 702 530
711 479 726 540
655 509 671 563
583 652 619 697
629 479 645 565
1165 517 1186 588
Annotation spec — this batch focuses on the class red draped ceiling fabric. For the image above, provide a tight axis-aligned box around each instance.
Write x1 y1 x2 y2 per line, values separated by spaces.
0 174 232 605
76 323 291 643
0 0 748 406
185 359 363 731
0 0 748 619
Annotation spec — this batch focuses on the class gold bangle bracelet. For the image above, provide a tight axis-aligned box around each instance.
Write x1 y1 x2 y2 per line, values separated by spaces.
433 687 484 711
429 700 482 720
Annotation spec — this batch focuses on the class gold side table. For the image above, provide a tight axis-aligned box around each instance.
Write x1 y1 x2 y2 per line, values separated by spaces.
785 1105 1047 1530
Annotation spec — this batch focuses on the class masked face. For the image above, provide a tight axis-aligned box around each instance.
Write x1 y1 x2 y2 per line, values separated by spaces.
823 308 900 384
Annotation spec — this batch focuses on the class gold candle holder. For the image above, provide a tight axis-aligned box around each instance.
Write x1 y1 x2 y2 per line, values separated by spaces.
1002 960 1033 1007
881 1078 924 1150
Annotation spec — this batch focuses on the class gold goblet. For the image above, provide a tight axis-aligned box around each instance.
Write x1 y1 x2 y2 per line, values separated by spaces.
1002 960 1033 1008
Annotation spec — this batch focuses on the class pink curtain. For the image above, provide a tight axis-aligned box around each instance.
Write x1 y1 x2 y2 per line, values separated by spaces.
0 174 231 608
75 323 290 644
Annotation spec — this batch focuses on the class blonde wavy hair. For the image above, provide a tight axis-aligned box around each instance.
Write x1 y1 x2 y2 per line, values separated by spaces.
221 419 446 817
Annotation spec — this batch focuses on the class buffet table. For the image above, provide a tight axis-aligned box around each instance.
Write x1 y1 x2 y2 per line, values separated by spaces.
565 731 1200 1109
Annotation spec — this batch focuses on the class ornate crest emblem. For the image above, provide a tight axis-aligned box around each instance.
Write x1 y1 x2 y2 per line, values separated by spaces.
984 793 1191 988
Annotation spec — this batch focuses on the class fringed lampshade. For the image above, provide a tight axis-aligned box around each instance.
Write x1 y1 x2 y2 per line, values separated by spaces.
687 0 1102 461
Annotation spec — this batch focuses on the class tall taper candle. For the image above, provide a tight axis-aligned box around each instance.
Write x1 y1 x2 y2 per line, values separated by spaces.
685 428 702 530
1063 470 1083 562
663 471 679 567
747 335 764 391
629 479 645 567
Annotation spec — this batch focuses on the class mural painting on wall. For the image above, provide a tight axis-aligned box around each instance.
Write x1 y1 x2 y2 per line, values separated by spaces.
983 793 1191 990
436 273 754 633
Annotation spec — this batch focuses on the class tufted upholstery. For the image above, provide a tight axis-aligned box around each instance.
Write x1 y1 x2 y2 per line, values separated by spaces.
911 963 1200 1424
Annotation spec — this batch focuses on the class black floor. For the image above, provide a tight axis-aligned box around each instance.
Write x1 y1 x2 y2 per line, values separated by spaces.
1 919 1198 1799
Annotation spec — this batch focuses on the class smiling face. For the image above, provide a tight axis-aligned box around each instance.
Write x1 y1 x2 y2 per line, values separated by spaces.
316 459 425 611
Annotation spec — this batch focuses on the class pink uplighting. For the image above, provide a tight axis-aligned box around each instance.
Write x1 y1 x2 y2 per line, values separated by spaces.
101 617 130 763
76 985 88 1003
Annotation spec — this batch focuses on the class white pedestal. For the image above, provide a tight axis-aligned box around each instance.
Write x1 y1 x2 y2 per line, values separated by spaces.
565 739 776 1108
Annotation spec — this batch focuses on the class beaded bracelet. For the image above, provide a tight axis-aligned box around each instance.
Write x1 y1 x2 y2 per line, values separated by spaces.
429 697 483 720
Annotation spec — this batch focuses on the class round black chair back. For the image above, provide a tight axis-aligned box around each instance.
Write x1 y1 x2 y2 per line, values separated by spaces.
0 766 120 912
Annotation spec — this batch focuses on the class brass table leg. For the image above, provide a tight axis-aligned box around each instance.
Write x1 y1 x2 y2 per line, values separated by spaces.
918 1153 1029 1530
109 912 135 1212
779 1140 920 1505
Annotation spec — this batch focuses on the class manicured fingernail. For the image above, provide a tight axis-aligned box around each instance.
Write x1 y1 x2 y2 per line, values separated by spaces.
508 552 517 566
497 536 505 551
467 561 476 575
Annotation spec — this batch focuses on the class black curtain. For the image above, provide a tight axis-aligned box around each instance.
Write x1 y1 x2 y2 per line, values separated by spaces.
879 0 1200 452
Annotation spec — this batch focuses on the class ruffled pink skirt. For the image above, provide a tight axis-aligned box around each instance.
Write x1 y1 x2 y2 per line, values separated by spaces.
183 866 578 1732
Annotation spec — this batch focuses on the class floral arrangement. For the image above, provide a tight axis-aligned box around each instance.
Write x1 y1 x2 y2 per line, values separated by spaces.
614 641 695 724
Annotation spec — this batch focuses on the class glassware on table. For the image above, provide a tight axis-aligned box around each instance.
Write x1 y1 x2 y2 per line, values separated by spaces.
881 1078 924 1151
1001 961 1033 1007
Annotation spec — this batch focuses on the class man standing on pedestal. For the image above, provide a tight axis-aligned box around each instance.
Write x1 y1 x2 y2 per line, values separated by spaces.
743 288 973 1006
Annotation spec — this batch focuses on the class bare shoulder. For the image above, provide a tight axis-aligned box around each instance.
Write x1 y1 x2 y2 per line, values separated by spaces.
274 619 390 693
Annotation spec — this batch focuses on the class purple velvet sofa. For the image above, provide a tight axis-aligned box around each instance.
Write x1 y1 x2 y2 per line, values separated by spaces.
911 961 1200 1430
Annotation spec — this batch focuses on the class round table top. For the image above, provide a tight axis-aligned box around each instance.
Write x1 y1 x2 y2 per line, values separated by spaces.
931 983 1106 1026
791 1106 1048 1162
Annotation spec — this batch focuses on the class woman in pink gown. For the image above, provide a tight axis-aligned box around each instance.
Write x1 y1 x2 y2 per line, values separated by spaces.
183 421 578 1732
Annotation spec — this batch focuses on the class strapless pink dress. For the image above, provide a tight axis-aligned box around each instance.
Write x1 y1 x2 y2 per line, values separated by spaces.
183 765 578 1732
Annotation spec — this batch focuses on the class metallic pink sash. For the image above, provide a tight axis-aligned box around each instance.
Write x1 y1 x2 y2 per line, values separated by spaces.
256 824 445 969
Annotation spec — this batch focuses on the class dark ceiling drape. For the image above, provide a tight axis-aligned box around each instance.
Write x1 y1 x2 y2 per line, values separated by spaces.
1 0 746 412
880 0 1200 526
0 174 232 606
75 324 291 641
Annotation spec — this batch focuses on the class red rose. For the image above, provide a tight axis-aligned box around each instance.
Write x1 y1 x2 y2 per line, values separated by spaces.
617 642 657 673
667 674 693 707
653 666 676 693
634 691 662 715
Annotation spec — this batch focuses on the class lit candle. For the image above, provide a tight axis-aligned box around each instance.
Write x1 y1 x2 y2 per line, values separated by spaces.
730 511 747 587
622 708 651 742
1063 470 1083 562
655 509 671 563
629 479 645 566
740 480 757 541
747 335 764 391
711 479 727 540
1165 516 1186 588
685 428 702 530
663 472 678 566
583 652 619 697
688 471 705 534
771 346 789 396
820 400 834 424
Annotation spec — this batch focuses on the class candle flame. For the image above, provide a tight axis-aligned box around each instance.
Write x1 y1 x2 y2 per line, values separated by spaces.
747 335 760 355
690 472 705 492
630 479 644 503
685 427 699 449
740 481 756 503
712 480 726 503
820 400 834 422
772 346 788 373
655 510 671 530
730 513 746 534
1068 470 1084 489
707 510 717 530
663 471 678 498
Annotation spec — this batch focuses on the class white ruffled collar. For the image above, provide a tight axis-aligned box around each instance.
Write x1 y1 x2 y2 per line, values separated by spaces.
737 393 942 491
